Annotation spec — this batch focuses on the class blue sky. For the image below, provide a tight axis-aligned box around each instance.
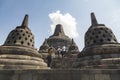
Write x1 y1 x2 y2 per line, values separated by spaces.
0 0 120 50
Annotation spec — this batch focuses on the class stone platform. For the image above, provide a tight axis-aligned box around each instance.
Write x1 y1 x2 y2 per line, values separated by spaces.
0 69 120 80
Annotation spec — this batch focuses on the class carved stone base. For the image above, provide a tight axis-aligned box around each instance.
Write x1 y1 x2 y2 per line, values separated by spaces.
0 46 49 69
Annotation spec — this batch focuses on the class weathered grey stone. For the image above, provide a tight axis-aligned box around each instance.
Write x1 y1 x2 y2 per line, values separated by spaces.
74 13 120 69
20 73 32 80
4 15 34 48
93 55 102 59
111 54 119 58
110 75 120 80
101 58 113 64
81 74 91 80
11 74 19 80
0 54 44 62
32 75 39 80
39 24 79 69
39 39 49 53
40 24 73 50
95 74 111 80
68 39 79 54
0 15 48 69
0 69 119 80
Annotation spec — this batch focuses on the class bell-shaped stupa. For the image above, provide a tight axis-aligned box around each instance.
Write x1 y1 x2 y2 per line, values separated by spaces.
68 39 79 55
39 38 49 53
4 15 34 47
85 13 117 48
0 15 48 69
47 24 72 49
73 13 120 69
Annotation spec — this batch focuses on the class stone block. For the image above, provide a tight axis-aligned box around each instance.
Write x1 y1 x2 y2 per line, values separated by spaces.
93 55 102 60
81 74 91 80
70 70 81 80
11 74 19 80
101 54 111 59
101 58 113 64
80 74 94 80
110 74 120 80
90 70 102 74
84 56 91 60
0 74 12 80
88 56 94 60
19 74 32 80
112 58 120 64
93 60 101 65
110 54 119 58
32 75 39 80
89 74 95 80
87 60 94 66
95 74 111 80
118 54 120 58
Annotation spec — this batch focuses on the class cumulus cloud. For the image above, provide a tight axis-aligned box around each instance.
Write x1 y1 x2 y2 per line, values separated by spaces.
48 10 79 38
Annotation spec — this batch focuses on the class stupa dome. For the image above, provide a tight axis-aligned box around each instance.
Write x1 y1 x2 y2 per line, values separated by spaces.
4 15 34 48
47 24 72 49
0 15 49 69
85 13 118 47
73 13 120 69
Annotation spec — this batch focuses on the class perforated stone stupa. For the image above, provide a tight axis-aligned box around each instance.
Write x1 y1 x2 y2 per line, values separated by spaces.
0 15 48 69
73 13 120 69
68 39 79 55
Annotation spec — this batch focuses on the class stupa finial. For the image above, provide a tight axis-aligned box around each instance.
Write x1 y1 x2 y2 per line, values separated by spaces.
21 14 28 28
91 12 98 26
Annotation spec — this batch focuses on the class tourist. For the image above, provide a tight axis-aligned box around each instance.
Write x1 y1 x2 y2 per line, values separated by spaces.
57 46 62 57
61 45 66 58
46 47 55 67
46 54 52 67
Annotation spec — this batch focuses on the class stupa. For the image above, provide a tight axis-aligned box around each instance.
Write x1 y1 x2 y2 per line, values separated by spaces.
39 24 79 53
68 39 79 55
0 15 48 69
39 38 49 53
73 13 120 69
39 24 79 68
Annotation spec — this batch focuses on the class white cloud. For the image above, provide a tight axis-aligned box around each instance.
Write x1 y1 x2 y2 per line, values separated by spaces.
48 10 79 38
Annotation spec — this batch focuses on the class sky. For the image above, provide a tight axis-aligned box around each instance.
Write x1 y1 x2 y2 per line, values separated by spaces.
0 0 120 51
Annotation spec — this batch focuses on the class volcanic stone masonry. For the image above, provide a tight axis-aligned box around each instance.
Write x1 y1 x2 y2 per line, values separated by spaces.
39 24 80 68
0 15 49 69
0 12 120 70
73 13 120 69
0 12 120 80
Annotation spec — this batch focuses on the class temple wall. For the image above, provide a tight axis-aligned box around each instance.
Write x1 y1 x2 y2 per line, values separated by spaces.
0 69 120 80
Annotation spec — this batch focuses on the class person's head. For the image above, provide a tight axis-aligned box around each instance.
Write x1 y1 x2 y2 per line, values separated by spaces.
48 47 55 54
